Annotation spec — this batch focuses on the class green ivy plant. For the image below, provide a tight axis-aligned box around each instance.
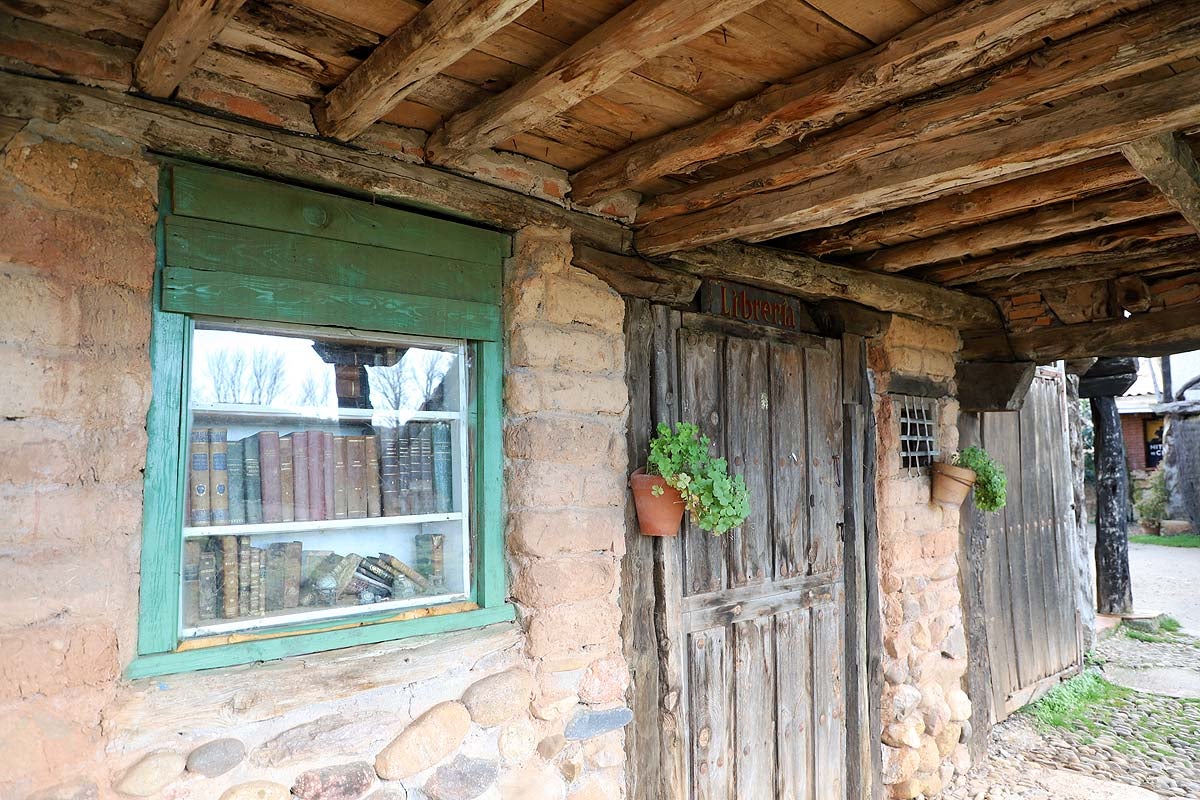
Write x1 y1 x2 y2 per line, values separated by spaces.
953 446 1008 512
646 422 751 535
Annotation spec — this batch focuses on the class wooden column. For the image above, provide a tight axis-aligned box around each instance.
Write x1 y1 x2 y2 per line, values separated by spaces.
1091 395 1133 615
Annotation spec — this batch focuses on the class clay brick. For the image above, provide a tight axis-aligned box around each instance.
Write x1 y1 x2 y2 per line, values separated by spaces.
0 267 80 347
504 416 623 468
0 483 143 550
506 460 584 509
513 556 617 607
0 620 119 702
177 70 317 134
509 325 618 373
538 373 628 415
525 598 620 658
543 270 624 335
0 543 138 623
77 283 151 354
0 347 150 424
510 228 572 284
0 693 107 797
507 508 625 558
578 466 626 508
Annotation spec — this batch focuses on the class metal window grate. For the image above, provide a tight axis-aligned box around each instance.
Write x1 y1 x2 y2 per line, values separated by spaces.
897 394 939 474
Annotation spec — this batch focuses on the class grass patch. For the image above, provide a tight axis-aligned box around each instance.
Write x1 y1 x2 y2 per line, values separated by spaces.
1162 616 1183 633
1129 534 1200 548
1023 670 1130 729
1126 628 1172 644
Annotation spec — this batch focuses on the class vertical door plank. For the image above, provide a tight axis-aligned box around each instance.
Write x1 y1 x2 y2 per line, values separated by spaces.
726 337 773 587
734 617 777 800
1019 387 1052 680
776 607 813 800
806 341 844 576
680 329 728 597
689 628 733 800
1034 381 1064 675
813 599 846 800
770 342 809 580
994 411 1035 691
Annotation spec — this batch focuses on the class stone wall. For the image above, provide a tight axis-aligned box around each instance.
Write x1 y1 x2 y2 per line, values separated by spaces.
868 318 973 800
0 115 632 800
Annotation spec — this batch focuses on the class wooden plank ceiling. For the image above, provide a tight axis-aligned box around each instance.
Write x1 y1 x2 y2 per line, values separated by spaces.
5 0 1200 361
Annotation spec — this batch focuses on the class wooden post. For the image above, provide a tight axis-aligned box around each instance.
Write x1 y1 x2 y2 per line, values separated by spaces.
1091 395 1133 615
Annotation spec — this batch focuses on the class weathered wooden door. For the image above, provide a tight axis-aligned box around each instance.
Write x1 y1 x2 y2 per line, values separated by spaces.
627 306 849 800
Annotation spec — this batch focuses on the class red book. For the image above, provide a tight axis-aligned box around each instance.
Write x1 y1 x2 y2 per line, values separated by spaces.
305 431 324 522
321 431 335 521
258 431 283 523
289 432 311 523
333 436 349 520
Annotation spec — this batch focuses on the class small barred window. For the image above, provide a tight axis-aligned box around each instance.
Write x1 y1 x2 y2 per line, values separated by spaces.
897 395 938 473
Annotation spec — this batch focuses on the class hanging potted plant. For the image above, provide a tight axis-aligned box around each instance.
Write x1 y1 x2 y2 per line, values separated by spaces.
932 446 1007 511
630 422 751 537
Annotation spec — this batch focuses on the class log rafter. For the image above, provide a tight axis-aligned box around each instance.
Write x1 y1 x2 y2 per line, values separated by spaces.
425 0 767 165
134 0 247 98
1121 131 1200 238
314 0 542 141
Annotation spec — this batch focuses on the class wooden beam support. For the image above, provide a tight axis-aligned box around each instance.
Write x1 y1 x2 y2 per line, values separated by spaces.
638 1 1200 224
956 361 1036 412
571 244 700 305
313 0 541 141
635 69 1200 255
668 242 1002 330
1121 131 1200 238
134 0 247 98
859 185 1175 273
570 0 1141 205
963 305 1200 362
425 0 766 165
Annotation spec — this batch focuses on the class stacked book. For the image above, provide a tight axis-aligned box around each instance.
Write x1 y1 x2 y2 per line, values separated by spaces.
187 422 455 527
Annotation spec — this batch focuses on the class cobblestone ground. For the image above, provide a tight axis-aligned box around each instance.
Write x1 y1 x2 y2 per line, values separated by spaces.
944 629 1200 800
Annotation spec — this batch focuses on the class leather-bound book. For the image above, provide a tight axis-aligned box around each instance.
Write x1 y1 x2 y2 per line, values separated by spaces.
379 426 400 517
208 428 229 526
346 436 368 519
333 436 349 520
321 431 336 521
283 541 302 608
198 550 218 622
218 535 239 618
396 425 412 515
379 552 430 592
278 435 295 524
364 434 382 517
182 539 201 627
188 427 211 526
289 432 310 523
306 430 325 522
258 431 283 523
265 542 288 612
226 440 246 525
415 425 435 515
243 434 263 524
249 547 263 617
432 423 453 513
237 535 251 617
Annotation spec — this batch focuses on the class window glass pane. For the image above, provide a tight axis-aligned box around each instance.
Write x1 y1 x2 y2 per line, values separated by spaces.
182 322 472 638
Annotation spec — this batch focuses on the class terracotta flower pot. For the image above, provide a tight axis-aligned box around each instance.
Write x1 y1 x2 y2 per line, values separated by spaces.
630 468 685 537
931 462 977 508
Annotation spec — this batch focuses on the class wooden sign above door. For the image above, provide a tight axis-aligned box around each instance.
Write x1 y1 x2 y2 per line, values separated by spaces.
699 279 808 333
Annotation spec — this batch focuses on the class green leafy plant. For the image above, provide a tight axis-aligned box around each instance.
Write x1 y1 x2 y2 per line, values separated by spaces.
647 422 751 535
1134 469 1168 530
952 446 1007 512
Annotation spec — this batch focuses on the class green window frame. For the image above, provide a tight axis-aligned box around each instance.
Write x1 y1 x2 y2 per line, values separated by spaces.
130 162 513 678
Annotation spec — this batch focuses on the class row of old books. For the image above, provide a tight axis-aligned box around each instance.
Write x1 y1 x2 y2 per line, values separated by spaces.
182 534 447 625
187 423 455 527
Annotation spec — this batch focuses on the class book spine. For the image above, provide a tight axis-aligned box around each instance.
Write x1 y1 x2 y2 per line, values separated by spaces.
379 552 429 592
283 541 302 608
414 533 445 588
208 428 230 526
188 427 211 526
322 432 336 521
182 539 201 627
333 435 349 520
416 425 434 515
249 547 263 617
198 550 218 622
237 536 251 617
219 535 239 618
279 435 295 524
265 543 287 612
226 440 246 526
396 425 412 515
379 426 400 517
243 434 263 524
257 550 266 615
358 557 395 585
258 431 283 523
306 431 324 522
364 434 382 518
347 436 367 519
291 433 311 523
332 553 363 595
432 422 453 513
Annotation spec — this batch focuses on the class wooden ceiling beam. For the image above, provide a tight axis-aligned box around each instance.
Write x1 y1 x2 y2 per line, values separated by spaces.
858 185 1175 273
637 1 1200 224
779 155 1141 258
668 242 1002 330
314 0 541 141
1121 131 1200 238
424 0 767 165
570 0 1142 205
635 69 1200 255
134 0 247 98
969 254 1198 295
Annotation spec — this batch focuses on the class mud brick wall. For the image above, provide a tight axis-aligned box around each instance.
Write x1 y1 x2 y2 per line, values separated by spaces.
868 318 973 800
0 115 632 800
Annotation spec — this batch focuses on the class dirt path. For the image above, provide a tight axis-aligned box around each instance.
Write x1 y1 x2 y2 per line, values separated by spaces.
1128 541 1200 634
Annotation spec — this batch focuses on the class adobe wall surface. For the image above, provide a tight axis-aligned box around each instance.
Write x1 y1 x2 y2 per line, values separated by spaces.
0 116 632 800
868 318 973 800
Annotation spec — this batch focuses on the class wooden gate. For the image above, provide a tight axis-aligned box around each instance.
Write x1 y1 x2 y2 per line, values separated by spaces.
960 371 1082 737
623 301 863 800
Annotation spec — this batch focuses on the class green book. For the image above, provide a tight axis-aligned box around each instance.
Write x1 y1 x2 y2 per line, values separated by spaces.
226 440 246 525
432 423 453 513
243 434 263 525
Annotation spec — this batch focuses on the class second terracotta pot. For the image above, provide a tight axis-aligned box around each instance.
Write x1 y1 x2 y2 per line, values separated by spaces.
931 462 977 508
630 468 685 536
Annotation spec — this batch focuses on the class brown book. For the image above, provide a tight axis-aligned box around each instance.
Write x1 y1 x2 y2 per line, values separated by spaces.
290 432 311 523
183 539 201 627
279 435 295 524
188 427 211 526
218 535 239 618
306 431 325 522
396 425 412 515
379 552 430 592
284 541 302 608
237 535 251 617
332 553 363 595
333 436 349 520
258 431 283 523
198 550 218 622
265 543 287 612
249 547 263 617
379 426 400 517
364 434 382 518
322 431 336 521
208 428 230 526
256 548 266 615
347 436 368 519
301 549 334 584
